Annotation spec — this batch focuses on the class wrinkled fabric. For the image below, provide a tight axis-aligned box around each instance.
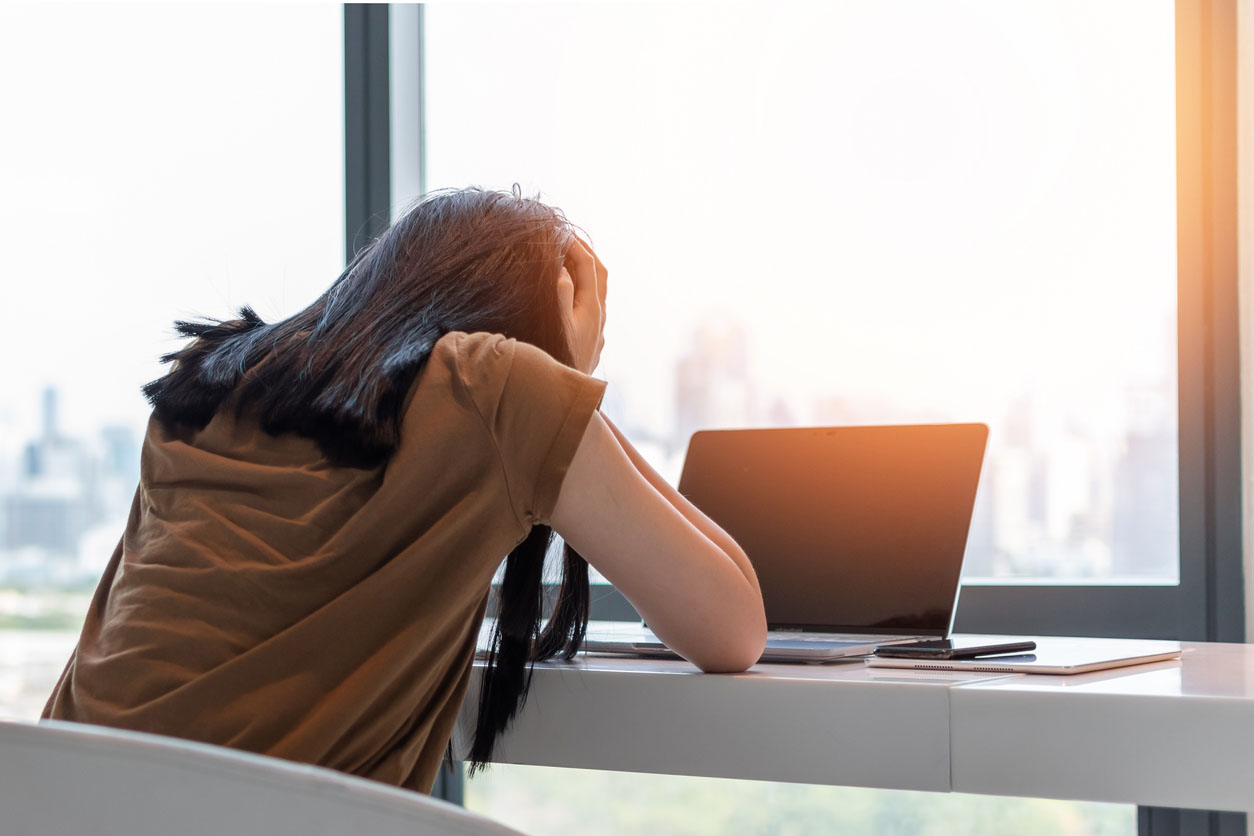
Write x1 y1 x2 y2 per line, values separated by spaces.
44 331 606 792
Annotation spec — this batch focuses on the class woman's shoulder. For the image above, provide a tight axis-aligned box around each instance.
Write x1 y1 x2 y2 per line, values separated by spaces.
433 330 514 367
429 330 601 419
427 331 605 528
431 331 514 393
432 331 567 386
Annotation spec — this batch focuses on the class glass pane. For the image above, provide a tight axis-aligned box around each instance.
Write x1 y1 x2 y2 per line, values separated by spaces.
0 4 344 625
466 764 1135 835
424 0 1179 582
0 630 79 720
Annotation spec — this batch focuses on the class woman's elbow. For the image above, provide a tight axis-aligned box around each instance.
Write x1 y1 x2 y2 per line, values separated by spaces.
692 646 763 674
691 624 767 673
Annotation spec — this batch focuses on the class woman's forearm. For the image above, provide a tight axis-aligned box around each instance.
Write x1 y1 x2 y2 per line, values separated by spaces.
599 412 761 595
553 412 767 670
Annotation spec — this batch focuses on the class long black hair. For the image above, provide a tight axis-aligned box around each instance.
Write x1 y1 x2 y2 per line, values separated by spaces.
142 186 591 773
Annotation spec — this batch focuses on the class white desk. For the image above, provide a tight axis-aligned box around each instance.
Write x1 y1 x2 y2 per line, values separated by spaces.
456 652 1005 791
951 641 1254 813
456 634 1254 814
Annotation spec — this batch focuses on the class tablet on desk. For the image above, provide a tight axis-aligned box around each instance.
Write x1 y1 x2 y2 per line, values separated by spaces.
864 637 1183 675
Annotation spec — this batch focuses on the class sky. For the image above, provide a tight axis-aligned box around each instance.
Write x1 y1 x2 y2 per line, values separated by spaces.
0 2 1177 439
423 0 1177 440
0 4 343 443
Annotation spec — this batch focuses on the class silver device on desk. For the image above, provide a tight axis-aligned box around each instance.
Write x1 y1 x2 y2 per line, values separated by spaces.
582 423 990 663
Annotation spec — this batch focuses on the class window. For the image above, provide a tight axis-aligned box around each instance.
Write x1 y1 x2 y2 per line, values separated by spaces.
422 2 1202 830
423 0 1179 584
0 4 344 629
464 764 1134 836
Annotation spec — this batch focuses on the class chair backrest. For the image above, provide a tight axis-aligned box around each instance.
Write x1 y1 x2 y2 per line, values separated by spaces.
1 719 525 836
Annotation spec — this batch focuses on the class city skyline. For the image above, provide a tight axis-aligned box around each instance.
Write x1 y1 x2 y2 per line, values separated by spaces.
0 317 1180 593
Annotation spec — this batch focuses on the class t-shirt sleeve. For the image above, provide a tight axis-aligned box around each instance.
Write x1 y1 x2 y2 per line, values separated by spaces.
452 332 607 527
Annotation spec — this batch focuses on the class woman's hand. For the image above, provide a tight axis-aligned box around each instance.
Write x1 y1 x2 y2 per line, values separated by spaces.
557 235 607 375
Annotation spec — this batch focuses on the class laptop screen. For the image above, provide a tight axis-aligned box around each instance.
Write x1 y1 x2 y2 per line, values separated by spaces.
677 424 988 636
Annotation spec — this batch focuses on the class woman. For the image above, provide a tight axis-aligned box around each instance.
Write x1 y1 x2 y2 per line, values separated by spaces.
43 186 766 792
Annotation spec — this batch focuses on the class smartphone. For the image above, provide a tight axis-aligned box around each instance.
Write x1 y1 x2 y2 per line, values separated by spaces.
872 639 1037 660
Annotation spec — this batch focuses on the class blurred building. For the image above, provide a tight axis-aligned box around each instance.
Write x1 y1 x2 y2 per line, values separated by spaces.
673 324 754 447
2 388 110 559
1111 381 1178 578
4 388 92 556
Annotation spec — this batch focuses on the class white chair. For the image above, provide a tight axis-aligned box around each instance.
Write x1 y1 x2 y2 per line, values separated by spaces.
0 719 525 836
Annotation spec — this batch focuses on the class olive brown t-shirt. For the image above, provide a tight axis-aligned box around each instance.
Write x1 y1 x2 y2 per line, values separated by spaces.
42 331 606 792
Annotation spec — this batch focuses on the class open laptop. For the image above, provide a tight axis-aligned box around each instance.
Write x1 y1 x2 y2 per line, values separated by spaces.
583 423 989 663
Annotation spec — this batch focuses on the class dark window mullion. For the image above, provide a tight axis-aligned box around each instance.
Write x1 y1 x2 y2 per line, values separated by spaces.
344 4 391 262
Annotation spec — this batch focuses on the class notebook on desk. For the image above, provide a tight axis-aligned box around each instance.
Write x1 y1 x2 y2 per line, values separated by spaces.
864 637 1184 675
582 423 990 663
